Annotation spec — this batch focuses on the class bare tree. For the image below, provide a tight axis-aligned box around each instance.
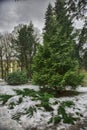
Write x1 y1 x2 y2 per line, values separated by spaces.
0 35 4 79
0 33 16 78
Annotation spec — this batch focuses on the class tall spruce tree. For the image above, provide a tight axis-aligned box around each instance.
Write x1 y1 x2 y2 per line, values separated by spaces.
43 3 56 43
32 0 83 91
55 0 74 38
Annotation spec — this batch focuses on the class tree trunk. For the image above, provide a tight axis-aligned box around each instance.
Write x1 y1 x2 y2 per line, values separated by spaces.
0 56 4 79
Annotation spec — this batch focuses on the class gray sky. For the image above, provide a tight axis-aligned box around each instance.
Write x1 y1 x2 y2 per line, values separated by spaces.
0 0 84 33
0 0 55 33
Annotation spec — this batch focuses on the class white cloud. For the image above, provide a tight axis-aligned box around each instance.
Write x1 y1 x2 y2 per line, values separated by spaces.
0 0 54 33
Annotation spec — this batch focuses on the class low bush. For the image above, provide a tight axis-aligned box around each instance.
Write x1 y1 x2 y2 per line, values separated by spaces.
6 71 28 85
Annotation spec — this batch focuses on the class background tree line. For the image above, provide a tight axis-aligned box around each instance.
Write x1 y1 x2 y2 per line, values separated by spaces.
0 22 39 79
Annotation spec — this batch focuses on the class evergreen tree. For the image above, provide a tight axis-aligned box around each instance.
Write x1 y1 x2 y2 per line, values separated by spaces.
67 0 87 68
81 22 87 69
32 1 83 91
83 50 87 69
44 3 53 33
0 35 4 79
55 0 74 38
15 22 38 79
43 3 56 42
67 0 87 18
75 23 87 68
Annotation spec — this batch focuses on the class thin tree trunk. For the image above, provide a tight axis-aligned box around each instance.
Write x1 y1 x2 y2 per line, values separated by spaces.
0 56 4 79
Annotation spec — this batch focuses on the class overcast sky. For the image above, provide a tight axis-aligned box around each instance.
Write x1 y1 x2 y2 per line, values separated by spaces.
0 0 84 33
0 0 55 33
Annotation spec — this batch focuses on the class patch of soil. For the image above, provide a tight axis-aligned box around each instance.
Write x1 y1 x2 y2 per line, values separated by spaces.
40 87 85 98
57 90 82 97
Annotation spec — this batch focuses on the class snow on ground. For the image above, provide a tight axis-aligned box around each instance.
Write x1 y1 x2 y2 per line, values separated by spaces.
0 83 87 130
0 83 39 95
77 86 87 93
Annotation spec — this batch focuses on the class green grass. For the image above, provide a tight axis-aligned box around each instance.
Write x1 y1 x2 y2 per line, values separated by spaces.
14 88 38 97
80 69 87 86
14 88 53 111
17 97 23 104
12 113 21 121
26 106 36 117
9 102 16 109
48 100 77 125
0 95 13 105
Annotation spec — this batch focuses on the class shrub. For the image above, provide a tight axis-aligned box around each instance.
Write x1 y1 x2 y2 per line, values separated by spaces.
6 71 28 85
